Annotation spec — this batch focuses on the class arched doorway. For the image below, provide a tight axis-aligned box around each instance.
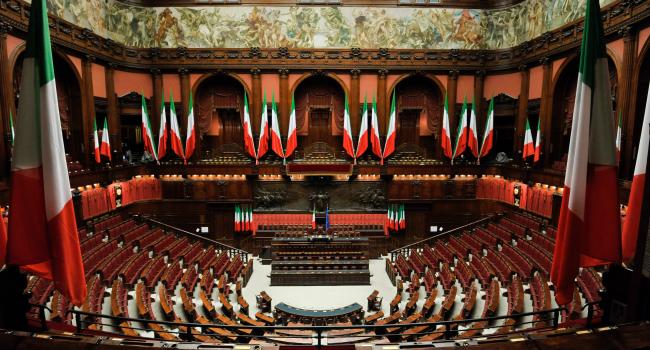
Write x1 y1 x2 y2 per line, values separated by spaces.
12 51 84 163
391 75 444 158
550 56 618 166
492 93 518 160
193 74 247 159
293 75 345 154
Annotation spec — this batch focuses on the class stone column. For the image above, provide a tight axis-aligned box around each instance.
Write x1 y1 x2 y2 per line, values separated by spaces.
151 68 162 135
105 63 122 159
350 69 361 136
179 68 190 134
250 68 262 136
279 68 289 136
539 58 553 165
82 55 95 166
474 70 485 134
377 69 388 134
516 64 530 157
447 70 459 131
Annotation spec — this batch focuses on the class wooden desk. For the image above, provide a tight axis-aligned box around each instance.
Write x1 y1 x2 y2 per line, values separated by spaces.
219 293 233 317
255 312 275 325
236 281 242 296
238 312 264 326
367 290 379 310
196 315 237 341
390 294 402 314
199 290 215 318
364 310 384 324
158 286 173 317
238 295 249 315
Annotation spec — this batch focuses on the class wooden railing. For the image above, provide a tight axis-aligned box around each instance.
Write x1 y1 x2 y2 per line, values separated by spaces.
389 214 501 261
135 214 249 261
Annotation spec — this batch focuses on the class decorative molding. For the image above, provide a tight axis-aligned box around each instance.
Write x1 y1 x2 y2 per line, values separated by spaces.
378 69 389 77
278 68 289 77
350 69 361 78
0 0 645 74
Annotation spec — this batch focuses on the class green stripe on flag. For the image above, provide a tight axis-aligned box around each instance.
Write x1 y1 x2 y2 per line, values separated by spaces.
26 0 55 85
579 0 607 88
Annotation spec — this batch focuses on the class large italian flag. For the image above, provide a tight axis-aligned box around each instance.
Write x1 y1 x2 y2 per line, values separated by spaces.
534 118 542 163
382 92 397 164
256 93 269 164
169 93 185 162
141 94 158 161
478 97 494 161
6 0 86 305
285 95 297 159
453 97 468 159
184 92 196 161
270 94 284 159
157 92 168 160
551 0 621 306
242 92 257 159
356 96 369 158
343 94 355 160
370 96 382 160
93 118 101 163
622 83 650 263
522 118 535 159
615 111 622 163
100 117 111 161
468 97 479 158
441 94 453 159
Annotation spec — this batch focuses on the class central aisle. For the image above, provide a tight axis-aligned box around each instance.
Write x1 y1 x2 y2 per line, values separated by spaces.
242 257 396 317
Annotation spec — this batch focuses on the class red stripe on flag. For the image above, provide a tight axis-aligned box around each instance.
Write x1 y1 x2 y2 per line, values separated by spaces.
8 168 86 305
622 173 645 262
551 165 620 305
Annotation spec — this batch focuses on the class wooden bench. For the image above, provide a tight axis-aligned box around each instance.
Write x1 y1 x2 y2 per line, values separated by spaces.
219 293 234 317
390 293 402 314
364 310 384 325
238 295 250 315
255 312 275 325
200 290 216 318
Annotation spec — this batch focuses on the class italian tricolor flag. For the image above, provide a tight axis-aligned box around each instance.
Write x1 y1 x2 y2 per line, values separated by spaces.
157 92 168 160
270 94 284 160
356 96 369 159
285 95 297 159
522 118 535 159
534 118 542 163
343 94 355 160
382 92 397 164
468 97 479 158
185 92 196 161
453 97 468 160
370 96 382 160
441 93 453 159
257 92 269 164
169 93 185 162
551 0 621 306
234 205 241 232
6 0 86 305
311 206 317 229
479 97 494 161
615 111 622 163
141 94 158 162
100 117 111 161
622 82 650 263
93 118 101 163
242 92 257 159
398 204 406 230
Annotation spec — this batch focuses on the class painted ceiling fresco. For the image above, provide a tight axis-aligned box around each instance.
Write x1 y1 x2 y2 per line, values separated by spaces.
38 0 616 50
